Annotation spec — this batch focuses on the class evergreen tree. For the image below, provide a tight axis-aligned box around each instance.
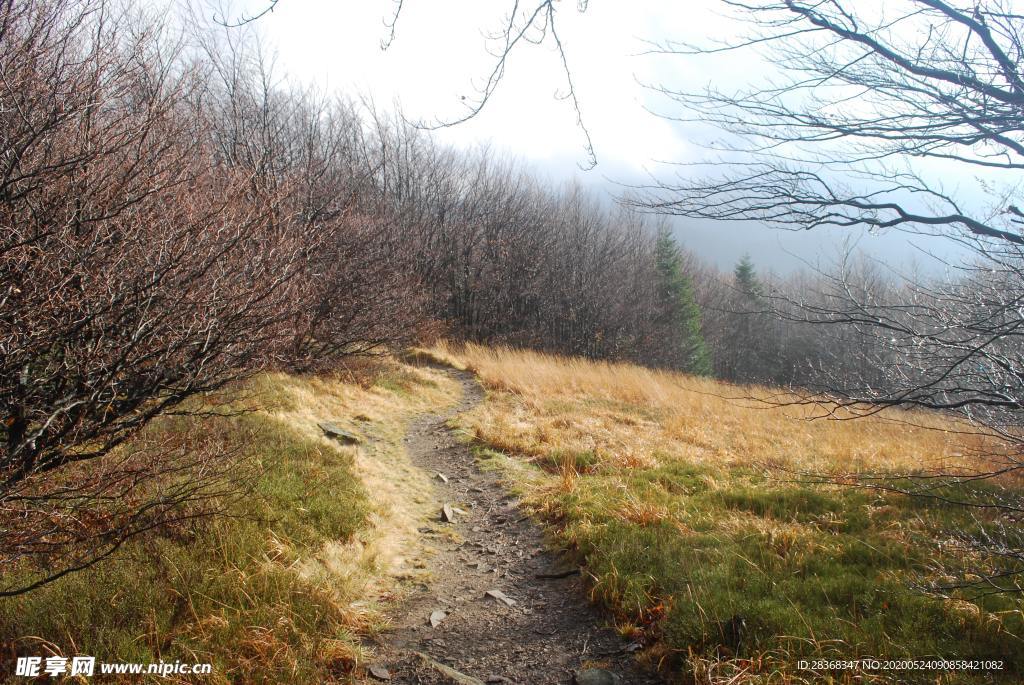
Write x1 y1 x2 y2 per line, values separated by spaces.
724 254 779 383
733 254 762 298
654 228 712 375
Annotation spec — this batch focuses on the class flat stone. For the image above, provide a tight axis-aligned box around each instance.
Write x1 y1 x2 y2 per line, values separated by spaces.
441 503 456 522
484 589 516 607
368 664 391 680
317 422 361 444
429 609 447 627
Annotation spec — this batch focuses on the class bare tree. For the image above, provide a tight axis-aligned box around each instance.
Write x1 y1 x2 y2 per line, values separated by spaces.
635 0 1024 242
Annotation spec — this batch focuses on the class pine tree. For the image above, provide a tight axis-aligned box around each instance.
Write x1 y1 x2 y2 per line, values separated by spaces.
726 254 775 382
654 228 712 375
733 254 762 298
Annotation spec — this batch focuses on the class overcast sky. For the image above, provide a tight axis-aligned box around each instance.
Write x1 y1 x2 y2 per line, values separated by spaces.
213 0 967 274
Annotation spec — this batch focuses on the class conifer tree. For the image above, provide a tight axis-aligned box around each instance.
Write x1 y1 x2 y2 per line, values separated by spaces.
654 228 712 375
734 254 762 298
723 254 779 382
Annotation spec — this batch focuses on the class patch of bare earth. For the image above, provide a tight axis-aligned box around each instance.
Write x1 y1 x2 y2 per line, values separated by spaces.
370 369 663 685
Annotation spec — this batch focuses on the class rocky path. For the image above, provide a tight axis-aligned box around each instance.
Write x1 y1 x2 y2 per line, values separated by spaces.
370 369 664 685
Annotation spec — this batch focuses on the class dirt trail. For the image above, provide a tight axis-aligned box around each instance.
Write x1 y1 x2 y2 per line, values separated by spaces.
372 369 664 685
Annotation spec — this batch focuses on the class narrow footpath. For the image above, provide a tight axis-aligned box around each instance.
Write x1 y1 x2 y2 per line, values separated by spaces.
372 369 664 685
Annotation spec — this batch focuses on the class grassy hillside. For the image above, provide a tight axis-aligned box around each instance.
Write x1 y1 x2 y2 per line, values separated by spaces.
0 361 461 683
430 342 1024 684
4 344 1022 684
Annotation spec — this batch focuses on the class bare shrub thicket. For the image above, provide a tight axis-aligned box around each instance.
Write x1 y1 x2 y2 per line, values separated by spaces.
195 36 426 371
0 0 422 594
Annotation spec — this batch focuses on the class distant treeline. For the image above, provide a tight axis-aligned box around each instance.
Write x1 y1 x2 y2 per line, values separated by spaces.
190 19 719 374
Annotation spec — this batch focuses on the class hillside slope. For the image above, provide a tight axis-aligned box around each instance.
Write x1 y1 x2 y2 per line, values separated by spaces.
429 342 1024 684
3 346 1022 684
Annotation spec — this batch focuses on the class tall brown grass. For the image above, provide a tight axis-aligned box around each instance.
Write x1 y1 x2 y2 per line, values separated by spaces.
434 341 987 477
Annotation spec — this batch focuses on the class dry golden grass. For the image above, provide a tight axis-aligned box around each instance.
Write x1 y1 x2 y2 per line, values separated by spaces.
258 363 462 589
434 341 988 477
